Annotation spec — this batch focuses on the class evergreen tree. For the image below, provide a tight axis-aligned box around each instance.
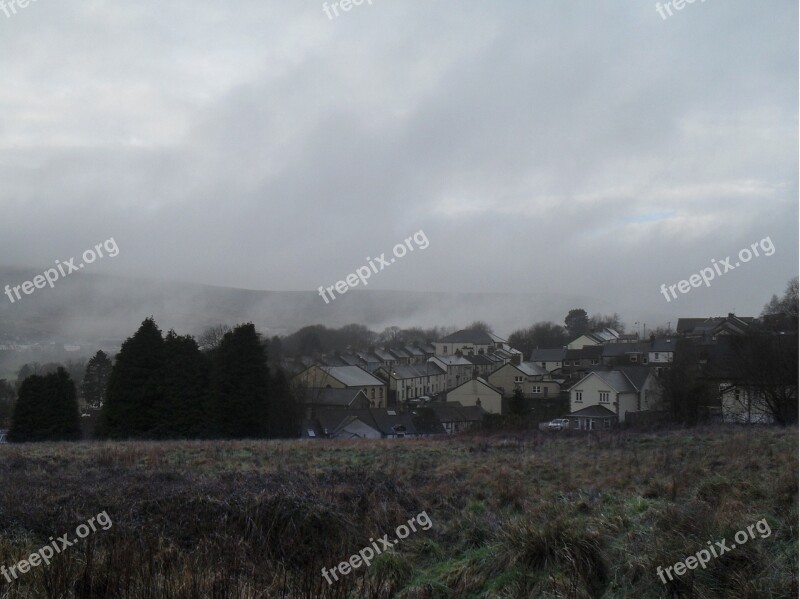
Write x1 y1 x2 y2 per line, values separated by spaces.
564 309 589 339
97 317 165 439
268 368 301 438
81 350 113 409
0 379 15 428
209 323 270 438
155 331 211 438
8 368 81 442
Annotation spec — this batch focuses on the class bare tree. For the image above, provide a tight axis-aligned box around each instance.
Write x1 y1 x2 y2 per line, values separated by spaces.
197 324 231 351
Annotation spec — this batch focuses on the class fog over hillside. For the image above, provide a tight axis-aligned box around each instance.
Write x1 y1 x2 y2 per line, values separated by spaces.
0 266 635 345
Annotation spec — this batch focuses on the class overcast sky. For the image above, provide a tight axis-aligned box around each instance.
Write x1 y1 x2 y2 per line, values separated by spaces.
1 0 797 325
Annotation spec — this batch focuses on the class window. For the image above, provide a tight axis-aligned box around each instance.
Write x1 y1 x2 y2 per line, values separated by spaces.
514 376 523 384
532 385 541 394
599 391 610 403
630 355 638 363
654 352 659 360
443 346 448 353
575 390 583 402
371 388 375 399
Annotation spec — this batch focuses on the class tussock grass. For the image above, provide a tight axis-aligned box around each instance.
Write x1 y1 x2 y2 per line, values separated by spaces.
0 427 796 598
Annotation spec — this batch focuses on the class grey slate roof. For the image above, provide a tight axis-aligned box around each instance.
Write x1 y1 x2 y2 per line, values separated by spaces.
385 363 446 380
516 362 549 377
530 348 566 362
319 366 384 387
650 338 676 352
601 342 649 358
568 405 617 418
308 388 370 407
438 329 496 345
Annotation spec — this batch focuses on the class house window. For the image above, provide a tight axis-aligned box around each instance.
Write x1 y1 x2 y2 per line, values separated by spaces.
443 346 448 353
599 391 609 403
575 390 583 402
371 388 375 399
591 359 598 365
514 376 523 384
654 353 659 360
630 355 638 363
540 362 546 368
532 385 541 394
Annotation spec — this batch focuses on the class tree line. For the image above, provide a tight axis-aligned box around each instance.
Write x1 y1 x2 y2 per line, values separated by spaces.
7 318 301 442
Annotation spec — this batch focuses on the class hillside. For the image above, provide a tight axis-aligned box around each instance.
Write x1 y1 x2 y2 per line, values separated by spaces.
0 427 795 598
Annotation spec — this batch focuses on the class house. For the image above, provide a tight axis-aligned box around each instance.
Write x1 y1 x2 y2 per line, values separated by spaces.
566 405 618 431
464 353 503 378
529 348 566 372
562 346 604 375
601 342 650 367
388 347 413 366
487 362 557 398
568 367 663 423
428 355 474 391
676 314 754 342
446 377 503 414
300 388 372 417
648 338 675 365
403 345 427 364
354 351 383 371
374 363 447 405
434 329 509 356
490 347 524 365
566 328 620 350
293 365 387 407
426 403 486 435
717 383 775 424
372 348 396 366
316 409 383 439
312 408 418 439
338 352 367 367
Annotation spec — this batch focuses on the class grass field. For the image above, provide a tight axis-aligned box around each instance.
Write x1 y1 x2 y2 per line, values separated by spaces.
0 426 797 598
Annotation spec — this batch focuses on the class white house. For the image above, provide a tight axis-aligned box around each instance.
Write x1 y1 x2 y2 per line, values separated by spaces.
568 367 662 424
718 383 775 424
428 355 474 391
446 377 503 414
648 338 675 365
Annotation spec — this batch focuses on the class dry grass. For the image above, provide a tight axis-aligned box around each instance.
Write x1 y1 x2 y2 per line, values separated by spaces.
0 426 796 598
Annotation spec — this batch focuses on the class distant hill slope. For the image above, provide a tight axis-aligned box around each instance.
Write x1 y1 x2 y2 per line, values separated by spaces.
0 265 626 346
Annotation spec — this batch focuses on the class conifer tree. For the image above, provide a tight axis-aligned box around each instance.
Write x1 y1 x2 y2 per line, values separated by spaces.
209 323 270 438
268 368 301 438
8 368 81 442
97 317 165 439
155 331 210 438
81 350 113 409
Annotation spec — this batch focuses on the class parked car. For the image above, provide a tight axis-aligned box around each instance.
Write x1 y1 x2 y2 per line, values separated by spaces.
547 418 570 431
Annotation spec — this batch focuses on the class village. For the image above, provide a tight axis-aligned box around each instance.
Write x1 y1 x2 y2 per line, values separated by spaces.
285 311 795 440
